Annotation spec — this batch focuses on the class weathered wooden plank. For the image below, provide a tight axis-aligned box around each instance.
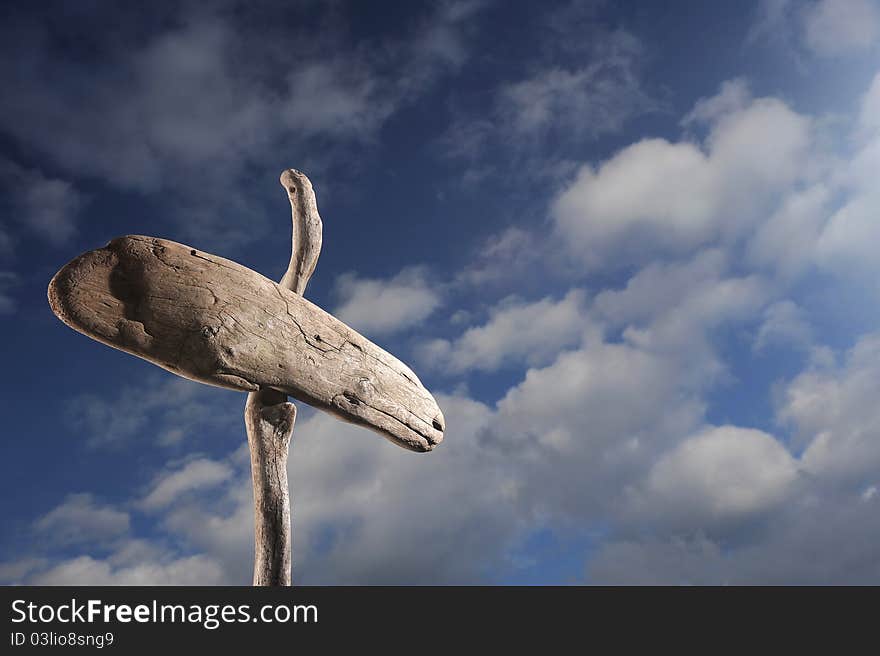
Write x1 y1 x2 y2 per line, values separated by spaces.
48 234 445 452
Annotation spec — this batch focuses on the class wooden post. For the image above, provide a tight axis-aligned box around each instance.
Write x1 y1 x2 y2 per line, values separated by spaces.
47 169 445 587
246 170 323 586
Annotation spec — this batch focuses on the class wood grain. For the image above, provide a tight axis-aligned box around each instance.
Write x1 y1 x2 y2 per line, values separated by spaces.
47 234 445 453
245 168 325 586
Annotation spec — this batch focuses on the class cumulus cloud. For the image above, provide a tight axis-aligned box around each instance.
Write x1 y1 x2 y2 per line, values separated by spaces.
629 425 799 525
802 0 880 56
746 183 831 278
492 340 700 455
0 4 482 192
586 329 880 585
815 195 880 275
593 250 769 385
0 558 48 584
750 0 879 59
155 395 511 585
419 290 590 373
753 300 814 352
682 78 752 126
332 267 442 337
463 316 708 528
28 553 226 586
0 2 486 246
779 333 880 482
590 487 880 584
140 458 235 511
813 74 880 277
68 393 518 585
552 83 813 269
13 37 880 585
859 72 880 134
20 293 880 586
34 494 130 547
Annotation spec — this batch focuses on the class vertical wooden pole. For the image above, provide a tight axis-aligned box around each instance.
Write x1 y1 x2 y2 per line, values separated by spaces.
246 169 323 586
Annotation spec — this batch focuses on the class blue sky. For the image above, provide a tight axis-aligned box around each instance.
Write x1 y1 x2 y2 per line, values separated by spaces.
1 0 880 584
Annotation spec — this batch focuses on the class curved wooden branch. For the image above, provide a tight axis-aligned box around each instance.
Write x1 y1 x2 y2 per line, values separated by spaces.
247 169 323 586
47 169 447 585
279 169 322 296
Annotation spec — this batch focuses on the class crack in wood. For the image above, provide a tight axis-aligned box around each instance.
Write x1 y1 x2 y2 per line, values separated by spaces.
47 171 446 588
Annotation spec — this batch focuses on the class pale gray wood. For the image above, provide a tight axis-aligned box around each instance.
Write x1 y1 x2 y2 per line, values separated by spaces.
246 386 294 586
279 169 322 296
47 235 445 452
47 168 445 587
246 169 323 586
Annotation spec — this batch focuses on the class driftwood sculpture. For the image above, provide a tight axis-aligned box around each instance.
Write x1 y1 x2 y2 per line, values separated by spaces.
47 169 445 585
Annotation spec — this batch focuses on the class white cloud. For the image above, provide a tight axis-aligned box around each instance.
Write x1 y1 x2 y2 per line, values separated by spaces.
24 285 880 585
419 289 590 373
332 267 442 337
590 487 880 584
588 535 729 585
28 553 226 586
140 458 234 511
588 324 880 583
746 184 831 278
593 250 769 385
553 84 813 269
749 0 879 60
34 494 130 546
779 333 880 482
813 76 880 277
492 340 699 455
859 72 880 134
0 558 48 584
815 200 880 281
431 334 702 539
593 250 747 327
151 393 517 585
0 3 485 246
288 394 514 584
13 36 880 585
574 191 880 581
554 139 717 266
753 300 814 352
803 0 880 56
682 78 751 126
0 4 484 191
630 425 798 524
1 19 261 194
